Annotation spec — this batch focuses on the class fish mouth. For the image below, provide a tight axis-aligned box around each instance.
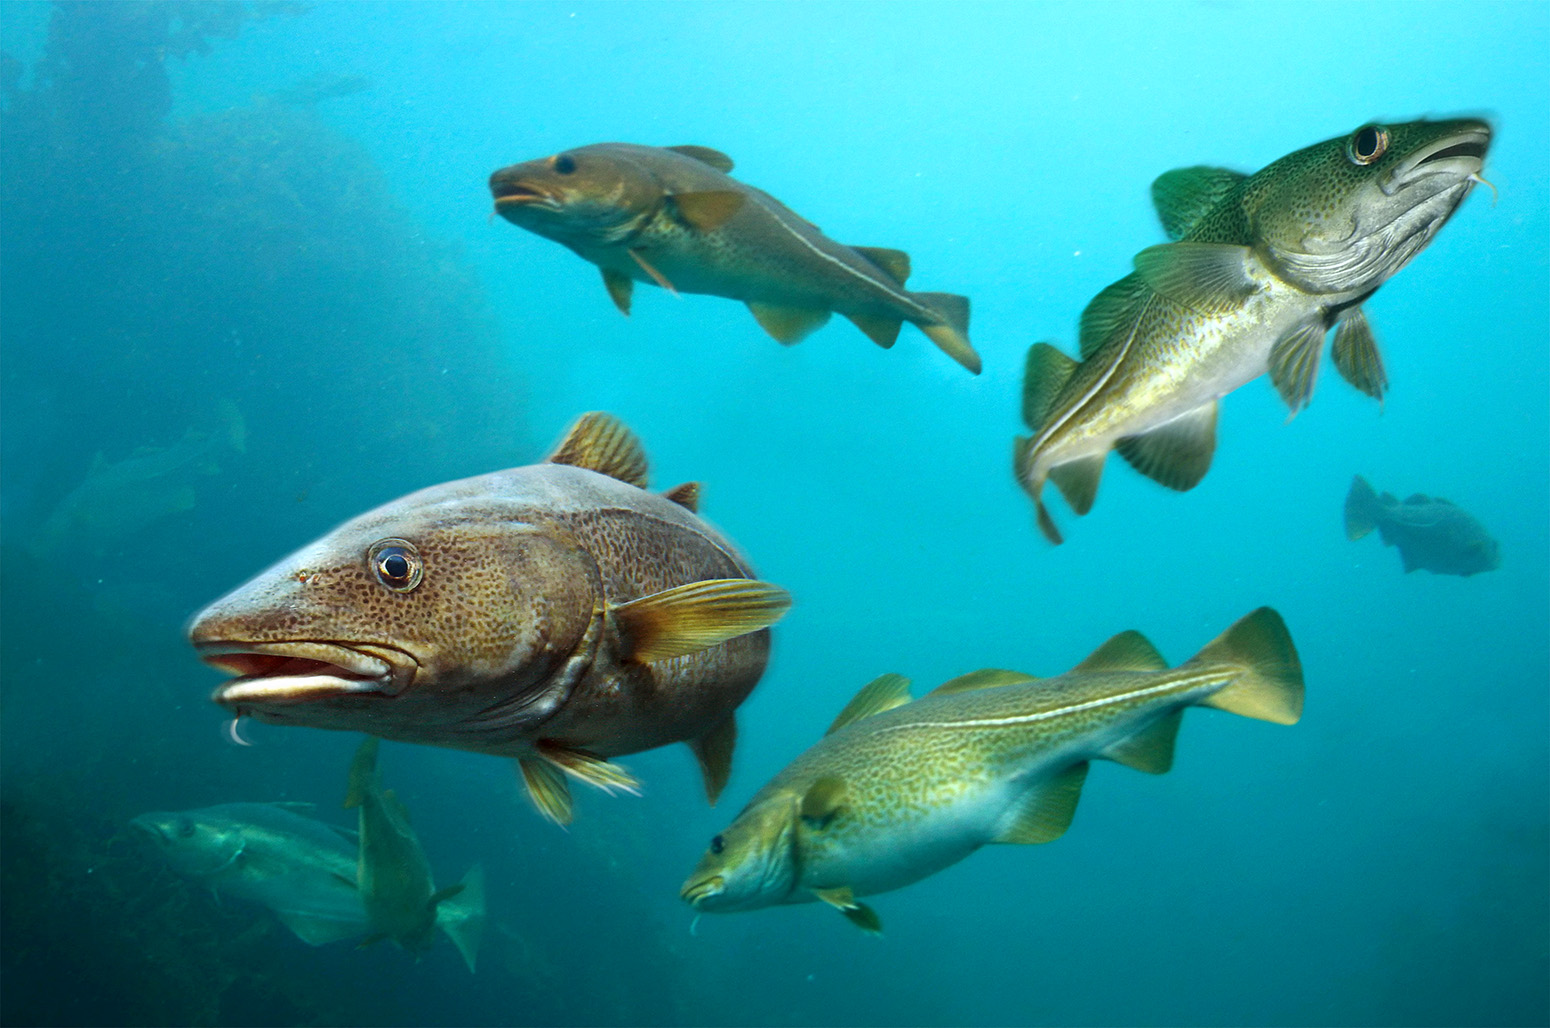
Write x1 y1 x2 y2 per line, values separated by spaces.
680 875 724 907
1384 125 1490 194
199 640 416 709
489 174 561 211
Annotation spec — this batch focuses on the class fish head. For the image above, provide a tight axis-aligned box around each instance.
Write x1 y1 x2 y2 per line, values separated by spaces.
131 810 244 878
189 477 599 739
680 792 801 914
1464 535 1502 574
1246 118 1491 295
490 145 662 244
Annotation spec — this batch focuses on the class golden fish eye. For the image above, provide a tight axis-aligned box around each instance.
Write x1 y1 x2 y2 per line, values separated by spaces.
1347 125 1389 166
367 538 423 593
552 153 577 175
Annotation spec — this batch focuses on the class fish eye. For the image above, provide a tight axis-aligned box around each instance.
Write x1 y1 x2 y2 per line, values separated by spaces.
1347 125 1390 166
367 538 424 593
709 834 725 855
552 153 577 175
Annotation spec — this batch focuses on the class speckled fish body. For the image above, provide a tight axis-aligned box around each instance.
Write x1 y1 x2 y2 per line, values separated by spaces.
683 609 1302 930
190 414 791 824
1016 119 1491 544
490 143 979 373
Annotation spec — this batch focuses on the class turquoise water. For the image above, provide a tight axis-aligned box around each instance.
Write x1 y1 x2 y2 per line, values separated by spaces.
2 2 1546 1025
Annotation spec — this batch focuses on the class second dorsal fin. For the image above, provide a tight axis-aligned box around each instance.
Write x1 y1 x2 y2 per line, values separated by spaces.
545 412 649 488
826 673 911 735
1072 630 1169 673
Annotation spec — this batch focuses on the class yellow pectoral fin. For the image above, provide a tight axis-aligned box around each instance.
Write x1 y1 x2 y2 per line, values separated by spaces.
812 888 882 934
799 776 847 827
613 579 791 663
671 189 745 232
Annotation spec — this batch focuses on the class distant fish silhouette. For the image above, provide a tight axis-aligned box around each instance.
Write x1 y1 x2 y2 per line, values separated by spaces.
1344 475 1499 576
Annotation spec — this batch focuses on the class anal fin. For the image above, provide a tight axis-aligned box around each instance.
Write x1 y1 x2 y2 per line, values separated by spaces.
1102 709 1183 774
843 311 903 349
688 714 736 805
1048 453 1107 516
995 761 1089 844
748 302 831 345
1113 400 1218 492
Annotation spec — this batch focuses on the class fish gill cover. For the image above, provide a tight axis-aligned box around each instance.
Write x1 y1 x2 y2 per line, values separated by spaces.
0 2 1546 1027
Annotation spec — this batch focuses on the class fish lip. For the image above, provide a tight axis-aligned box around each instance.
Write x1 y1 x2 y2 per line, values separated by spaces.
1383 126 1490 195
680 875 724 907
198 640 416 707
489 178 561 210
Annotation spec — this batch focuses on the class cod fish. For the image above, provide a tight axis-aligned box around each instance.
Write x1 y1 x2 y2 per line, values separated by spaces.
682 608 1302 932
191 413 791 825
1345 475 1499 576
345 737 485 968
131 800 484 970
1016 119 1492 543
489 143 979 373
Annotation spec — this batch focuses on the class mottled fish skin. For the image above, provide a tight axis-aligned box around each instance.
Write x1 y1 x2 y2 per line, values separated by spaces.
189 414 789 823
1345 474 1500 576
1016 119 1492 544
683 609 1302 928
490 143 979 373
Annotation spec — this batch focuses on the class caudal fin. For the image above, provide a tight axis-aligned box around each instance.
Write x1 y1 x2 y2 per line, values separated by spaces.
1185 608 1303 725
343 736 380 809
1344 475 1383 541
436 864 486 973
912 292 980 374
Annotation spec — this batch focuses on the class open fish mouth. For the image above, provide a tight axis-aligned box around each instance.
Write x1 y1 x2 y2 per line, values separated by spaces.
1385 125 1491 194
199 641 414 708
489 177 561 210
680 875 724 907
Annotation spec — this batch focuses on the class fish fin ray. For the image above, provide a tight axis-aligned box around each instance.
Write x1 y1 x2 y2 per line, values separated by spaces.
851 246 911 285
1102 709 1183 774
813 887 882 934
671 189 745 232
545 411 649 488
826 673 912 735
601 268 633 315
517 757 573 826
927 669 1037 697
1048 453 1106 516
1151 166 1247 240
1344 475 1381 540
537 742 642 796
1267 319 1327 414
665 145 734 173
912 292 979 373
1330 307 1387 403
996 761 1089 844
1113 400 1218 492
844 311 903 349
688 714 737 805
1079 274 1150 359
1073 630 1169 673
1133 242 1259 315
613 579 791 662
1021 342 1078 429
1187 608 1304 725
747 301 831 345
661 481 700 512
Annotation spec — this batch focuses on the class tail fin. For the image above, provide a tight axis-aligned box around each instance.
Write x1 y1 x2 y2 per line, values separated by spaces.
1013 436 1063 545
436 864 486 973
344 736 380 809
1344 475 1383 541
1186 608 1303 725
912 292 980 374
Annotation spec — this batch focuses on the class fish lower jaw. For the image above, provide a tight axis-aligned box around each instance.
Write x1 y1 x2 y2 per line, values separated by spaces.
213 672 391 709
680 876 725 907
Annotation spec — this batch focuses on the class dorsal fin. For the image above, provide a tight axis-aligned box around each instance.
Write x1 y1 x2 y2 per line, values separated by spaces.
826 673 911 735
661 481 700 512
545 412 648 488
1072 630 1169 673
851 246 911 285
928 669 1037 698
1021 342 1078 430
666 145 734 173
1078 274 1149 359
1150 166 1247 240
1404 493 1432 505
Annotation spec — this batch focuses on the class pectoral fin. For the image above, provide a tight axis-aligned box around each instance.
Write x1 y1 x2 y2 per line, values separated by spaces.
1113 400 1218 492
747 302 832 345
1267 319 1327 415
800 776 848 827
613 579 791 662
666 145 734 173
601 268 634 315
688 714 736 805
1048 453 1107 516
812 888 882 934
826 673 911 735
928 669 1037 697
1133 242 1259 315
1102 709 1183 774
545 411 649 488
671 190 745 232
1330 307 1387 403
995 761 1089 845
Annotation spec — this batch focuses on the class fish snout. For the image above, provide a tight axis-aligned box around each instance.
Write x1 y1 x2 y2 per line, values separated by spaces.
489 168 560 213
680 874 725 908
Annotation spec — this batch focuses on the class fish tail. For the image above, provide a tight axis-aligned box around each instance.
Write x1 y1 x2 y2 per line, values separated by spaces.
344 736 380 809
1014 437 1063 545
1186 608 1303 725
437 864 486 974
911 292 981 375
1344 475 1382 541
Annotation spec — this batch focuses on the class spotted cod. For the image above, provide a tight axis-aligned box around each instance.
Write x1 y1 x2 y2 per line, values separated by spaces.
1016 118 1492 543
489 143 980 373
682 608 1302 932
190 413 791 825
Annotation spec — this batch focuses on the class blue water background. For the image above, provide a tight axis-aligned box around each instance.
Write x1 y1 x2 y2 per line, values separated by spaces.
2 2 1546 1025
